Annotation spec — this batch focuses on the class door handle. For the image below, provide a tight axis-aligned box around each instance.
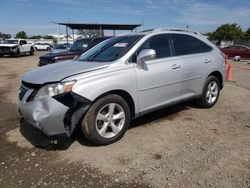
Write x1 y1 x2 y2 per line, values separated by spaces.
171 64 181 70
203 59 211 64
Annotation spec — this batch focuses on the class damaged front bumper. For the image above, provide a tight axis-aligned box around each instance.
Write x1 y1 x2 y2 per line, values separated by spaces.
18 84 91 136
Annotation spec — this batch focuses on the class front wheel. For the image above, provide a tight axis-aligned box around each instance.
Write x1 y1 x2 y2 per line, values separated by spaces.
30 47 34 55
15 49 20 57
81 94 131 145
46 47 50 51
196 76 220 108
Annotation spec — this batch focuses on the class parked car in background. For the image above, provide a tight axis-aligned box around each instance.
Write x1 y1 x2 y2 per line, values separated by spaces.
50 43 72 53
0 39 35 57
19 28 226 145
220 45 250 59
34 42 51 51
38 37 110 66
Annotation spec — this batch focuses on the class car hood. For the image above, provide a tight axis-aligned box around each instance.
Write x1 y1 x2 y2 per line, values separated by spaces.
22 61 110 85
40 51 80 58
0 44 17 47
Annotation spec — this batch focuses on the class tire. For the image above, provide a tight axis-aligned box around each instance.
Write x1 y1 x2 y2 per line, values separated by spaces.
81 94 131 145
15 49 20 57
30 47 34 55
196 76 220 108
46 47 50 51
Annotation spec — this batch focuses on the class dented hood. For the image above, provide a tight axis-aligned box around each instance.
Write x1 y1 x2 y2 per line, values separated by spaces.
22 61 109 84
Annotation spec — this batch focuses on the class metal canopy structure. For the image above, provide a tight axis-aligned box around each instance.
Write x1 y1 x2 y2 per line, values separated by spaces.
56 22 141 31
53 22 142 44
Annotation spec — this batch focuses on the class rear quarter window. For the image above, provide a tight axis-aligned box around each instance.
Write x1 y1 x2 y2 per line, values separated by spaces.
171 34 212 56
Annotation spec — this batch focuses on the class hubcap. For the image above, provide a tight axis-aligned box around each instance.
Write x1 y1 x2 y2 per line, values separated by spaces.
206 81 218 104
95 103 125 138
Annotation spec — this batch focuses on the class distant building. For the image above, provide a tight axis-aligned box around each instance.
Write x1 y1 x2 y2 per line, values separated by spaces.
48 34 85 44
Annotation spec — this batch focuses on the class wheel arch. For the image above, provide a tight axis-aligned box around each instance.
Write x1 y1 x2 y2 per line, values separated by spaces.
208 71 223 89
93 90 136 118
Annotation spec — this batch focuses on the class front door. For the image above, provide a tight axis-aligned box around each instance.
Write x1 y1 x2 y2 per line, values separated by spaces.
135 34 182 113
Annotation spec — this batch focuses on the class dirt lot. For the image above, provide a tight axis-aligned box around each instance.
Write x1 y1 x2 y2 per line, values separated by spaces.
0 52 249 188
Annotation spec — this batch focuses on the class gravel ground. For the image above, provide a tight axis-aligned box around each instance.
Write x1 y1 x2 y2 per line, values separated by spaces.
0 52 249 188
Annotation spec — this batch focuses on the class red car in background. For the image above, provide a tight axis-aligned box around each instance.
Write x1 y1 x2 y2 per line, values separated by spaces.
220 45 250 59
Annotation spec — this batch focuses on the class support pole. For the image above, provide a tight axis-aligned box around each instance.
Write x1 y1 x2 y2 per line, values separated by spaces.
57 24 59 44
99 26 102 37
66 26 68 44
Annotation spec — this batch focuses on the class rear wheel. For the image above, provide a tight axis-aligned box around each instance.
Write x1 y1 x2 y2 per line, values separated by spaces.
81 94 130 145
46 47 50 51
196 76 220 108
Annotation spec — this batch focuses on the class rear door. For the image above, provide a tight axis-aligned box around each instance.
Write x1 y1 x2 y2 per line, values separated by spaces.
170 34 213 100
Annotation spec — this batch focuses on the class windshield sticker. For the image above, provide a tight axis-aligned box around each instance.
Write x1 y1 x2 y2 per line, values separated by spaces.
113 43 128 47
82 44 88 48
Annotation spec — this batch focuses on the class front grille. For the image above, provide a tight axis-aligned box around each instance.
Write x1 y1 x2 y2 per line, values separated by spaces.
19 86 28 101
39 57 51 63
0 47 11 53
20 82 41 102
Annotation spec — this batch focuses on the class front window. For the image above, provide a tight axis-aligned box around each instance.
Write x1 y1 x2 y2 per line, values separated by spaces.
4 40 18 44
79 35 143 62
70 39 91 52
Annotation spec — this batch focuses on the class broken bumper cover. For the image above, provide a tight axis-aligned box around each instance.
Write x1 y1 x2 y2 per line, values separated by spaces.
18 85 91 136
19 96 69 136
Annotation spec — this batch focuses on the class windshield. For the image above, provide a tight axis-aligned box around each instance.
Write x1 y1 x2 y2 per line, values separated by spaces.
4 40 18 44
70 39 91 52
79 35 143 62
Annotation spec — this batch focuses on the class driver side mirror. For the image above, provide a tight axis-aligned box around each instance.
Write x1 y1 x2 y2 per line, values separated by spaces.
137 49 156 69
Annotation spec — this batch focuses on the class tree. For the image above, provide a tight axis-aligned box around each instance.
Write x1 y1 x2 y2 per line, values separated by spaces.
0 32 11 40
29 35 42 39
205 32 216 41
43 35 55 40
213 23 243 43
243 28 250 41
77 29 104 38
16 31 28 39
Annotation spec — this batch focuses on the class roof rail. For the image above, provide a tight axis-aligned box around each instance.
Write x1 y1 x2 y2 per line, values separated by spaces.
142 28 201 35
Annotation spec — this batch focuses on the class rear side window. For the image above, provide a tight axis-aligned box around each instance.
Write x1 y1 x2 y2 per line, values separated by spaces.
171 34 212 56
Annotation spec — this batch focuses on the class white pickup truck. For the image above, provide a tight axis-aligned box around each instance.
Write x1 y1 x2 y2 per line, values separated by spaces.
0 39 35 57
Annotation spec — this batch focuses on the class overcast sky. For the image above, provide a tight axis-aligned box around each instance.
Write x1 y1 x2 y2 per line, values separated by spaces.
0 0 249 36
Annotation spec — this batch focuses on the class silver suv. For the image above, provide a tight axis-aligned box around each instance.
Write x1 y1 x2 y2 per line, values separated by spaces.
19 28 226 145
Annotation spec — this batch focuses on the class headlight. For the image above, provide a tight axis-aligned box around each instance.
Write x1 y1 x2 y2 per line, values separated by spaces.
34 81 76 100
12 45 18 50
